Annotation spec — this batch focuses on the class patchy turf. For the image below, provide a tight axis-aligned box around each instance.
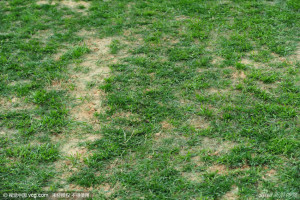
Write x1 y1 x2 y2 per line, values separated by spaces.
0 0 299 199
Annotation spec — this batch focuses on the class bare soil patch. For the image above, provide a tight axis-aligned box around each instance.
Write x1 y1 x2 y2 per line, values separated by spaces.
207 164 227 175
222 185 239 200
189 116 210 130
201 137 236 155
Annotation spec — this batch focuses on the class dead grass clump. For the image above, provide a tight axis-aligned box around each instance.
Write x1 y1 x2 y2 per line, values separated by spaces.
0 96 35 111
191 156 205 166
201 137 236 155
207 88 229 95
211 56 224 65
59 0 90 9
207 164 227 175
37 0 90 15
222 185 239 200
175 15 189 21
262 169 277 181
181 172 203 182
232 71 246 80
0 127 17 136
240 58 265 69
69 37 113 127
161 120 174 130
189 116 210 130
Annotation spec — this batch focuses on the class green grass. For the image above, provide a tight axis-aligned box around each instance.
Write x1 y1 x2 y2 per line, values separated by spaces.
0 0 299 199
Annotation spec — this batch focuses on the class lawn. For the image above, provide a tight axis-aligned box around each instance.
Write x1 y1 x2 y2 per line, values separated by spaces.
0 0 299 199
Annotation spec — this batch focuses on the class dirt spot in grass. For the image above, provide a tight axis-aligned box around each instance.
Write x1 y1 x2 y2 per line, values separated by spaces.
85 134 101 142
53 49 67 61
262 169 277 181
240 58 252 65
98 183 113 197
68 184 93 191
222 185 239 200
0 130 5 136
191 156 205 166
43 159 78 191
208 164 227 175
36 0 53 5
207 88 229 95
178 137 235 159
78 62 110 84
236 165 251 171
67 146 88 157
59 0 90 9
232 71 246 79
69 36 113 127
0 96 35 111
161 121 174 130
112 111 137 119
0 128 17 136
212 56 224 65
48 33 120 189
259 82 279 91
175 15 189 21
77 29 97 38
266 169 276 176
154 132 173 141
8 79 31 87
201 137 236 154
60 138 82 156
37 0 90 14
85 37 112 56
288 43 300 62
49 34 117 189
98 182 123 197
189 116 210 130
37 0 90 8
60 134 101 157
294 45 300 59
154 132 162 139
270 52 291 63
32 29 52 41
241 58 265 68
48 79 71 91
47 133 101 189
70 90 104 123
182 172 203 182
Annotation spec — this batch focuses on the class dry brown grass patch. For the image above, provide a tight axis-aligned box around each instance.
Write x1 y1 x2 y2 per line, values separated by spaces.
207 87 229 95
262 169 277 181
32 29 52 41
37 0 90 8
161 120 174 130
70 89 104 125
222 185 239 200
201 137 236 155
0 127 17 136
188 116 210 130
240 58 266 69
98 182 123 198
59 0 90 9
68 36 113 127
36 0 53 5
53 49 67 61
208 164 228 175
232 71 246 80
191 156 205 166
175 15 189 21
181 172 203 182
0 96 35 111
8 79 31 87
212 56 224 65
